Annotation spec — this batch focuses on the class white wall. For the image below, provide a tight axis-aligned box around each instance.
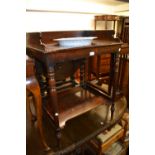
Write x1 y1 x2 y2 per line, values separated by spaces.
26 12 96 32
26 0 128 32
114 3 129 16
26 0 115 14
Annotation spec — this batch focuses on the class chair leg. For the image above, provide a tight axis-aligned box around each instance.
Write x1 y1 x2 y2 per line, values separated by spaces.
33 86 50 151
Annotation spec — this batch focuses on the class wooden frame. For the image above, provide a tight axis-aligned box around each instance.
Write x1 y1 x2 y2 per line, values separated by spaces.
26 30 122 147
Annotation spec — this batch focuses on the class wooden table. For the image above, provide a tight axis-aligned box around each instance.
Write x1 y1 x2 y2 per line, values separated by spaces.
26 30 122 147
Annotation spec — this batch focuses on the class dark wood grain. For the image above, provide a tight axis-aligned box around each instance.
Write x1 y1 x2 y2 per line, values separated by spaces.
26 30 122 148
120 17 129 43
26 56 50 151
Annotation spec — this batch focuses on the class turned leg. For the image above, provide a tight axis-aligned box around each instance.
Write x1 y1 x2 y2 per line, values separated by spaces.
110 103 115 121
119 54 128 92
46 65 61 148
111 51 120 120
80 60 85 87
108 54 115 95
70 61 76 87
97 55 102 85
109 54 115 120
88 57 92 81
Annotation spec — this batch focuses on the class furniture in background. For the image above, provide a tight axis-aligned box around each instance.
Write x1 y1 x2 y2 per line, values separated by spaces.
26 56 50 151
90 44 129 101
26 30 122 147
88 112 129 155
117 44 129 104
94 15 120 32
116 17 129 106
92 15 129 104
93 15 121 86
120 17 129 44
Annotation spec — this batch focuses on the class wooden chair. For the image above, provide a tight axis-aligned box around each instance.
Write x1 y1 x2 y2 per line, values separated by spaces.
120 17 129 44
26 56 50 151
92 15 120 88
94 15 120 31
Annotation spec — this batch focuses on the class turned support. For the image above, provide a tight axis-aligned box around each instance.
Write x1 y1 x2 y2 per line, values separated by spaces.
97 55 102 85
46 65 61 148
108 54 115 95
111 50 120 120
80 59 86 87
119 53 128 92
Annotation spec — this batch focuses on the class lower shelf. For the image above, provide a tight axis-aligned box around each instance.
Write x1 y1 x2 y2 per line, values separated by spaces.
44 86 111 128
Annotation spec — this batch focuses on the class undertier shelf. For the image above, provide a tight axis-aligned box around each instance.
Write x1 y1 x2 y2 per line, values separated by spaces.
44 86 111 128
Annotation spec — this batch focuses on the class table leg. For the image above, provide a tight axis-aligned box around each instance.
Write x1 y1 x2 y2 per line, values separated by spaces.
47 65 61 148
108 54 115 95
97 55 102 85
119 54 128 92
88 57 92 81
80 60 85 87
111 51 120 120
